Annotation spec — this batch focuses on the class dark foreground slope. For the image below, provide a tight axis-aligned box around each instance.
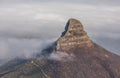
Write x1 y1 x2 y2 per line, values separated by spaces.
0 18 120 78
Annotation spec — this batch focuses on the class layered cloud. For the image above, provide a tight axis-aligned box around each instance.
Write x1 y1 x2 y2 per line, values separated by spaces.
0 0 120 6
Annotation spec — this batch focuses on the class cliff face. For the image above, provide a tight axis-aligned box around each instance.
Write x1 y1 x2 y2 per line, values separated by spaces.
0 18 120 78
56 18 93 51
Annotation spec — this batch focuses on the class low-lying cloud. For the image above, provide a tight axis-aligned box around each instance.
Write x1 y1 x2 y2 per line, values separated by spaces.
49 51 75 61
0 37 56 60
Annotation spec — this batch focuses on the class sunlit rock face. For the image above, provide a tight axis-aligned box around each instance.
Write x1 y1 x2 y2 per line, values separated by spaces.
56 18 93 51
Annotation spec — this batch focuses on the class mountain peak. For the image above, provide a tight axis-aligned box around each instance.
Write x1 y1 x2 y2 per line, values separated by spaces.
61 18 84 37
1 18 120 78
56 18 93 51
61 18 83 37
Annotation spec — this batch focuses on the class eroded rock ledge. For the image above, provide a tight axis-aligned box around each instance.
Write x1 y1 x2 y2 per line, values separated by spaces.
56 18 93 51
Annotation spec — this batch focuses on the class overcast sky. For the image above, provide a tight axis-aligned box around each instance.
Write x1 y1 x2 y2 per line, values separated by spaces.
0 0 120 62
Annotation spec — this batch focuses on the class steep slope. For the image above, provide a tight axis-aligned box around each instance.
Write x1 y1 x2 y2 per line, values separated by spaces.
0 18 120 78
56 18 93 51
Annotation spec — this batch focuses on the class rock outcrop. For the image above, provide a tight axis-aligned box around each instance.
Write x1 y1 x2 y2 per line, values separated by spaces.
56 18 93 51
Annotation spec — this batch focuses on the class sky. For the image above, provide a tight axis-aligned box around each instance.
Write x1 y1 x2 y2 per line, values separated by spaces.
0 0 120 64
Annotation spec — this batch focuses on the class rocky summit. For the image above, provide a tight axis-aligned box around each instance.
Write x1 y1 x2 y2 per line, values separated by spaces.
56 18 93 51
0 18 120 78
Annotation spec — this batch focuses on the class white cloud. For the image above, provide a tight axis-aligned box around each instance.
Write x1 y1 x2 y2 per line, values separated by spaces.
49 51 75 61
0 41 10 59
0 38 56 60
